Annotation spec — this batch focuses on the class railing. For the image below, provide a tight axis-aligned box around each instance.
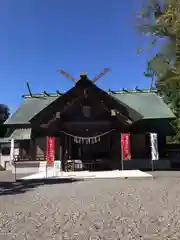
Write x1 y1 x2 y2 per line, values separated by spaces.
64 160 83 171
12 156 111 171
64 159 106 172
13 154 46 163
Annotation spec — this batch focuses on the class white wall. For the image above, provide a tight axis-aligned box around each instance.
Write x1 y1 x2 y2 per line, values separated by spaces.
0 154 10 169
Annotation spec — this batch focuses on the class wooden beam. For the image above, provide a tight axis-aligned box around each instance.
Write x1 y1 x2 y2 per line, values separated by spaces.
98 98 132 125
116 112 133 125
26 80 32 97
40 114 59 128
43 91 50 96
92 68 111 83
63 121 111 126
56 90 62 96
60 95 82 114
56 69 76 83
122 88 129 93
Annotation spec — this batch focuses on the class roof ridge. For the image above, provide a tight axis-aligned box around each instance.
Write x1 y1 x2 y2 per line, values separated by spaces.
109 88 157 94
22 92 63 98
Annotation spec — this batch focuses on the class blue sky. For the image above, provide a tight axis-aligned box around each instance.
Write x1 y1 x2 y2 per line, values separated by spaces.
0 0 155 112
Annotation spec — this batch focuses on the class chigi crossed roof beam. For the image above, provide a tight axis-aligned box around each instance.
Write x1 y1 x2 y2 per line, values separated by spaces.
25 68 111 97
56 68 111 84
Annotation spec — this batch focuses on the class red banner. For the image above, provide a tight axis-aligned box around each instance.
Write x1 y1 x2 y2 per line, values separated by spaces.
121 133 131 160
46 137 55 165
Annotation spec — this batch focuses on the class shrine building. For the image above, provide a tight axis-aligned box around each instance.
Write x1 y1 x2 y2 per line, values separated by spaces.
2 71 175 171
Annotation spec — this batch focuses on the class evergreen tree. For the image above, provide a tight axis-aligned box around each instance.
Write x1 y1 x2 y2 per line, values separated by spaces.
137 0 180 143
0 104 10 138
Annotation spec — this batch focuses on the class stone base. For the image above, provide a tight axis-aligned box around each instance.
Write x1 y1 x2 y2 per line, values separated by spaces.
123 159 171 170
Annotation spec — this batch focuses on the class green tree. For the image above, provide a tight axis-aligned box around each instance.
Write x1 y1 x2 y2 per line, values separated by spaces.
0 104 10 138
137 0 180 143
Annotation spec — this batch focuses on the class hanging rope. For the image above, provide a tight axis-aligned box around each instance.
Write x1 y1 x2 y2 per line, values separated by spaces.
60 129 115 144
60 129 115 138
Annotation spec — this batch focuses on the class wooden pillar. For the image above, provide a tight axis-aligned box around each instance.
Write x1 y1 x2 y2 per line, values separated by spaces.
62 135 67 171
158 134 166 158
29 138 36 161
69 135 71 160
111 130 121 170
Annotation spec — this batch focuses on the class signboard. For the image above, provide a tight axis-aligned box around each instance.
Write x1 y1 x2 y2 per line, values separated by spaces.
150 133 159 160
46 137 55 165
121 133 131 160
54 160 61 170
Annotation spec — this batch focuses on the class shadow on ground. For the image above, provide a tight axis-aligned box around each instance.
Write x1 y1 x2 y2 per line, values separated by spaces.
0 178 83 196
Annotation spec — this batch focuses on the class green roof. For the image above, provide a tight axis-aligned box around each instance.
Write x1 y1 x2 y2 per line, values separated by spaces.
5 88 175 125
0 138 10 143
111 91 175 119
9 128 32 140
5 96 58 125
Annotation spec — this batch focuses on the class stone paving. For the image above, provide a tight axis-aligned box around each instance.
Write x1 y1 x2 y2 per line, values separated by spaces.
0 171 180 239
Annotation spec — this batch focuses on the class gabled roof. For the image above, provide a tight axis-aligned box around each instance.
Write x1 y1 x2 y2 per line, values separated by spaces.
29 79 142 124
5 96 58 125
9 128 31 140
110 89 175 119
0 138 10 143
5 88 175 125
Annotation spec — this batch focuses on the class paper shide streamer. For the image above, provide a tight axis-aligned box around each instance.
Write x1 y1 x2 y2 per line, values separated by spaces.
60 129 114 144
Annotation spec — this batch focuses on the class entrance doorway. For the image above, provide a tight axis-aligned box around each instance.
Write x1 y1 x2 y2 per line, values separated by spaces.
63 132 112 171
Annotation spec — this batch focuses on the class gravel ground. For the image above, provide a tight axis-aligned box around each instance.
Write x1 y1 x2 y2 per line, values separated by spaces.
1 175 180 239
0 170 32 182
149 170 180 178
